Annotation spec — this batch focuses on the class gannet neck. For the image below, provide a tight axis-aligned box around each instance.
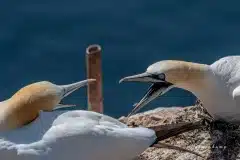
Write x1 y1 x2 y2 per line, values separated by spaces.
172 63 228 119
169 61 214 95
0 82 60 129
0 100 40 130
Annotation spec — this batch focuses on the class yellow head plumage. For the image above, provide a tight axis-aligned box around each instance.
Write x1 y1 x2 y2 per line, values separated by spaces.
0 79 95 130
119 60 209 116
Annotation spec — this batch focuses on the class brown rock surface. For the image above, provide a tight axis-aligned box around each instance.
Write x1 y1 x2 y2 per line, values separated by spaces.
119 105 240 160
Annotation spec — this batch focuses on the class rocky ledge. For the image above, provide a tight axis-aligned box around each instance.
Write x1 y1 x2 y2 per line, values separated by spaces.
119 104 240 160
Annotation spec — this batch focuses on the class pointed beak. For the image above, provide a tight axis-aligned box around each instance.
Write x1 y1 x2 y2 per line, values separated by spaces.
119 72 153 83
120 73 173 117
60 79 96 98
127 82 173 117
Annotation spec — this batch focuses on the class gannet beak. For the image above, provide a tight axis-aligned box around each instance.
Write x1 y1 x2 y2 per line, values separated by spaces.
60 79 96 98
120 72 173 117
52 104 77 111
119 72 153 83
52 79 96 110
127 82 173 117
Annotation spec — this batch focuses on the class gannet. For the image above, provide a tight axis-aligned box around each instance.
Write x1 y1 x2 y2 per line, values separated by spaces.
0 80 203 159
0 79 95 131
0 110 203 160
120 56 240 123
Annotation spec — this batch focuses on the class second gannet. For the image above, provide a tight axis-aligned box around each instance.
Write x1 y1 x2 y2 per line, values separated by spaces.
0 110 203 160
120 56 240 123
0 79 95 131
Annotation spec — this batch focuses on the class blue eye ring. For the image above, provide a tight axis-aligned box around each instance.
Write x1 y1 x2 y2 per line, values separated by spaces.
158 73 165 80
151 73 165 80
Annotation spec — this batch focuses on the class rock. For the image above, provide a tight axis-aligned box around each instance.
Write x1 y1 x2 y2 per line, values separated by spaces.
119 105 240 160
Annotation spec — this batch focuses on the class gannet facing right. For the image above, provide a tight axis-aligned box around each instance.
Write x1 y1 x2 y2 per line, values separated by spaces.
0 79 203 159
0 110 203 160
0 79 95 131
120 56 240 123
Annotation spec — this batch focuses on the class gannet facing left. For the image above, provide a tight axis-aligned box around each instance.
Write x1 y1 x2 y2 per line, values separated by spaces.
119 56 240 123
0 79 95 131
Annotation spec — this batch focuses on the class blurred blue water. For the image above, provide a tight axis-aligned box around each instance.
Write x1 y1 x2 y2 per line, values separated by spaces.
0 1 240 117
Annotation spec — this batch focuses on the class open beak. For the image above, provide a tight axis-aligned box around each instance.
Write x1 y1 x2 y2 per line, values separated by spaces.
119 73 173 117
54 79 96 110
127 82 172 117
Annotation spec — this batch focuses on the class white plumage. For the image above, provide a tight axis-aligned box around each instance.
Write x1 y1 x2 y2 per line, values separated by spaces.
207 56 240 121
120 55 240 122
0 110 156 160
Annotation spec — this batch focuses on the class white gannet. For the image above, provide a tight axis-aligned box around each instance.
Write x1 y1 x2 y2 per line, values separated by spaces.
0 80 203 159
0 79 95 131
0 111 203 160
119 56 240 123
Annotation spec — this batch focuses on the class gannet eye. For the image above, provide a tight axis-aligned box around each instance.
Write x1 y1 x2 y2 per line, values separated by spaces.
158 73 165 80
152 73 165 80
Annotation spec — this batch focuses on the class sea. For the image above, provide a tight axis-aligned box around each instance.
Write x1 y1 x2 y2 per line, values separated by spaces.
0 1 240 118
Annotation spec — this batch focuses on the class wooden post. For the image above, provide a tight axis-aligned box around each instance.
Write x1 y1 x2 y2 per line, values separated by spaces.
86 44 103 113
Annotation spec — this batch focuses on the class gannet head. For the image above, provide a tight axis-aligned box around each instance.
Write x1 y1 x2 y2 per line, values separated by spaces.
4 79 95 129
11 79 96 111
119 60 209 116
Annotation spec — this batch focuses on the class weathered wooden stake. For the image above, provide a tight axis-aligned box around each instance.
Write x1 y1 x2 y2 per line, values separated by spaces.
86 44 103 113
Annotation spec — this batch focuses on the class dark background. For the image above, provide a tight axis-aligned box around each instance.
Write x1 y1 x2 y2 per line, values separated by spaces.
0 1 239 117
